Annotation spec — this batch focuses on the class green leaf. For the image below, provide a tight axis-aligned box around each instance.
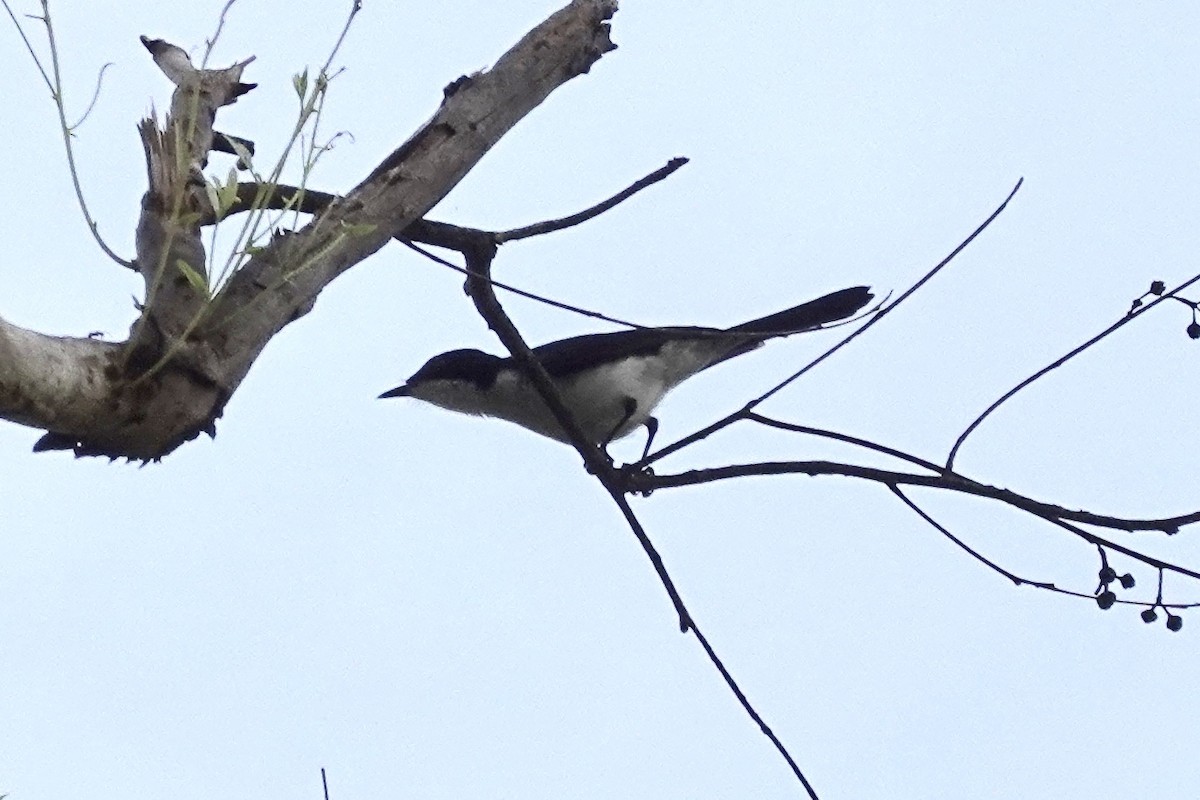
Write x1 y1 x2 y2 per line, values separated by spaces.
293 68 309 100
217 167 240 214
175 259 209 295
204 178 223 221
205 169 242 222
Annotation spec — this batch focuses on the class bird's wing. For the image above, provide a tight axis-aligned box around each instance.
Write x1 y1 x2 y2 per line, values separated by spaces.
529 327 719 378
524 286 873 378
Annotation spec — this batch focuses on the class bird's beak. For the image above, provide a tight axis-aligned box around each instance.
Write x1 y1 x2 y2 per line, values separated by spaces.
378 384 413 399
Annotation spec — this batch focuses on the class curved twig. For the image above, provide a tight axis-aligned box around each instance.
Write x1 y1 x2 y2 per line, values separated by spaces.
36 1 135 268
890 485 1054 588
892 486 1200 608
640 179 1025 468
494 157 689 242
746 414 949 475
946 272 1200 469
67 61 112 129
401 239 648 330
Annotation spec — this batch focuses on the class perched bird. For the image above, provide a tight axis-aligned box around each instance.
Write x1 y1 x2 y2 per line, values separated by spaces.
381 286 872 454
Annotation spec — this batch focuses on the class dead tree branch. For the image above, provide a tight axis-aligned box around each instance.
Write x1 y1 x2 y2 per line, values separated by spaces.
0 0 619 460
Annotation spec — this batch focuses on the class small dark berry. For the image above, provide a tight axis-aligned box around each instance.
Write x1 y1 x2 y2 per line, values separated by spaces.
1098 566 1117 583
1119 573 1136 589
1141 608 1158 623
1188 322 1200 340
1096 590 1117 610
1150 280 1166 295
1167 615 1183 632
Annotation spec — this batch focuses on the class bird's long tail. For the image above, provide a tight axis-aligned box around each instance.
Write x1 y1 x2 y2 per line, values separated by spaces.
730 286 873 336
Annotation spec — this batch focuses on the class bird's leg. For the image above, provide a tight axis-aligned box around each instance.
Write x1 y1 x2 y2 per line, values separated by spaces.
584 397 638 476
601 396 639 453
640 416 659 462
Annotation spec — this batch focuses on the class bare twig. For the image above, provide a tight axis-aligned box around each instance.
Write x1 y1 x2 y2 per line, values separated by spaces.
459 237 617 473
891 485 1055 588
454 235 698 627
437 225 819 797
203 175 676 342
1043 514 1198 579
67 61 112 129
494 157 689 242
201 0 240 67
736 417 1200 539
946 272 1200 469
34 1 134 267
628 458 1200 595
628 459 1200 536
640 179 1025 468
746 414 950 475
402 238 647 329
891 486 1200 610
1 0 52 90
690 623 821 800
210 158 687 330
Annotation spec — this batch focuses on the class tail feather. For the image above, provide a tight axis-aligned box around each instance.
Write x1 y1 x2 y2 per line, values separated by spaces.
730 286 873 336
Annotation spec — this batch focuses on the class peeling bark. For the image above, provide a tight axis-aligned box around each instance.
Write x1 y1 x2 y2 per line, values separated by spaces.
0 0 619 460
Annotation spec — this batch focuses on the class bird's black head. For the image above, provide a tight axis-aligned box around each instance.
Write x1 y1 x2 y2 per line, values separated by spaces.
379 348 503 398
410 348 503 386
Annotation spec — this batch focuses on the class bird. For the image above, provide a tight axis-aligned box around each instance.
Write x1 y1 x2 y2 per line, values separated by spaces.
380 286 872 456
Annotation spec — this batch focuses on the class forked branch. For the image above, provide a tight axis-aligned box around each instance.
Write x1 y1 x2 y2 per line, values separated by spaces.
0 0 621 459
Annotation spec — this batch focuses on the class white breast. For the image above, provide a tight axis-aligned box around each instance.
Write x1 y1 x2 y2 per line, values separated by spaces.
412 342 729 445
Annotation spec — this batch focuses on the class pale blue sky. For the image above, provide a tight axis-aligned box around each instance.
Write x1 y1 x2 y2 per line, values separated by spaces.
3 2 1200 798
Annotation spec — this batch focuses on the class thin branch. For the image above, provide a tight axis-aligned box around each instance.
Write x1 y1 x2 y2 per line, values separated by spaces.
447 227 818 797
1036 585 1199 609
751 178 1023 408
690 623 821 799
1 0 52 90
455 234 695 626
892 486 1200 609
211 156 688 330
201 0 239 67
460 238 619 472
640 179 1025 468
630 460 1200 590
206 0 358 292
746 414 950 475
494 157 689 242
945 272 1200 469
37 0 134 268
1043 514 1200 580
67 61 112 129
891 485 1055 588
628 460 1200 535
734 418 1200 535
402 239 647 329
